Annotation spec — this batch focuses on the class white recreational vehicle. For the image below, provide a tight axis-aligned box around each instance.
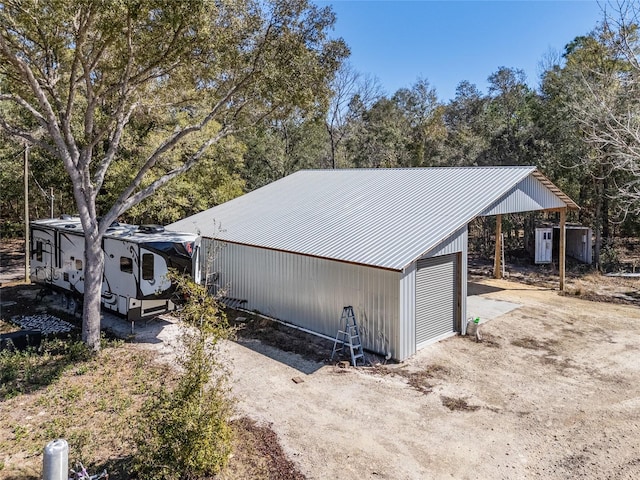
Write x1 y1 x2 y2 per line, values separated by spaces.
30 216 198 320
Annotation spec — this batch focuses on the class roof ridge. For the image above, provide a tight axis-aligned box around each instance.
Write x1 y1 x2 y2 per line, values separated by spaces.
298 165 537 173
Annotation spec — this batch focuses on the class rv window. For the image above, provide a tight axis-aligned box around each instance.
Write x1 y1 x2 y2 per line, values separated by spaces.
142 253 154 280
75 259 83 271
35 241 43 262
120 256 133 274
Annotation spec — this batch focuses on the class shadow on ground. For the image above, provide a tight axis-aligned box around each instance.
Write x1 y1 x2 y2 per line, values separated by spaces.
468 281 505 296
228 309 387 374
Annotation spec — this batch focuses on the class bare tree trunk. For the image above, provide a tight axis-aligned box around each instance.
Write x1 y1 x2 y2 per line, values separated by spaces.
331 134 336 169
602 176 610 242
594 177 602 270
82 235 104 350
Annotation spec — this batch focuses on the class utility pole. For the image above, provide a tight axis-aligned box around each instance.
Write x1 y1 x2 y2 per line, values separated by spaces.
24 144 30 283
50 187 54 218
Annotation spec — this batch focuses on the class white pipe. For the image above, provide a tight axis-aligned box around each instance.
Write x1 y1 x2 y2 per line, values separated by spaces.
43 438 68 480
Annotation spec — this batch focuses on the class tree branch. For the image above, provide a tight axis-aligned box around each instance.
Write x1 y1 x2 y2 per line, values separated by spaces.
104 126 232 230
92 101 139 193
63 7 93 150
0 35 76 168
0 117 57 155
0 93 47 126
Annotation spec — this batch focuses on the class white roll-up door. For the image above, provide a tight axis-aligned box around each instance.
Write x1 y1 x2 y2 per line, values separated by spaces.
415 254 457 348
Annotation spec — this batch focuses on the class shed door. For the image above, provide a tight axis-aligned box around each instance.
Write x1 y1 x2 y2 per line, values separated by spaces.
415 254 457 348
535 228 553 264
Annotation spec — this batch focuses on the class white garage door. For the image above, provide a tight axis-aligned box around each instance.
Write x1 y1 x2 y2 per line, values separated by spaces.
415 254 458 348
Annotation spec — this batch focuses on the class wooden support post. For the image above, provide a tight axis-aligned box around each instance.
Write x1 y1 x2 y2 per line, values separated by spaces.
559 208 566 291
494 214 502 279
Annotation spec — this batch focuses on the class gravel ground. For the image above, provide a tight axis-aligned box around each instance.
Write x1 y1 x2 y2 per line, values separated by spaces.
217 279 640 480
3 237 640 479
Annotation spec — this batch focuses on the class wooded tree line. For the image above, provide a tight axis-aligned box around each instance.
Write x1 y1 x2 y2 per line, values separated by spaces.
234 14 640 263
3 3 639 240
1 1 640 347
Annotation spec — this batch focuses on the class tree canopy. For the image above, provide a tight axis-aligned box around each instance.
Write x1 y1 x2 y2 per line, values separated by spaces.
2 1 640 346
0 0 347 348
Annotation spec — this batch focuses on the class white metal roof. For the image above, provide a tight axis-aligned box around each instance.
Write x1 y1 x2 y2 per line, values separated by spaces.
32 217 197 244
167 167 578 271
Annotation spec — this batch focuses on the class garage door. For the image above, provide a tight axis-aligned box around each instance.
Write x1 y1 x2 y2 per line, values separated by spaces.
415 254 457 348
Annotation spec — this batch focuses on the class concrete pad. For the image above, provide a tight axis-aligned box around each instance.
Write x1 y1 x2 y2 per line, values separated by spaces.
100 311 181 345
467 295 521 324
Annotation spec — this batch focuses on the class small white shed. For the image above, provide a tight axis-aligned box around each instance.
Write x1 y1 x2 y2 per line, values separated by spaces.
534 225 593 265
169 166 578 361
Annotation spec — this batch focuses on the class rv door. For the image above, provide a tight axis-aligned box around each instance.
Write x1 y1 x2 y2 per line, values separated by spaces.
30 227 54 284
139 249 171 297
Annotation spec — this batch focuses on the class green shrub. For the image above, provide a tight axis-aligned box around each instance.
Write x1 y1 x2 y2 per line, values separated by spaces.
0 221 24 239
133 272 233 479
600 244 620 273
135 376 233 479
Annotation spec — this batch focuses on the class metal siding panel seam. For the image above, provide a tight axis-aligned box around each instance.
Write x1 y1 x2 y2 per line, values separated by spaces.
399 263 416 360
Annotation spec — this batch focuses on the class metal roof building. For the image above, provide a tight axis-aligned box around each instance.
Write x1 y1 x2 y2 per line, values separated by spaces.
169 166 578 360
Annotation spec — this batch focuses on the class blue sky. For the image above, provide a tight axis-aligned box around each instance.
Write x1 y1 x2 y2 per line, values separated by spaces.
314 1 604 101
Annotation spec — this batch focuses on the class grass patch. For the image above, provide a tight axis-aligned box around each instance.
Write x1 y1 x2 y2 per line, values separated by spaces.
0 337 93 399
0 335 174 479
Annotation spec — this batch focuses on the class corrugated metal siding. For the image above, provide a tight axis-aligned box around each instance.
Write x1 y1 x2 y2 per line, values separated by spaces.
421 227 468 336
205 240 400 357
415 255 457 347
397 227 468 360
398 262 416 360
460 248 468 336
169 166 545 271
419 226 467 259
480 176 566 216
564 227 592 264
531 171 579 210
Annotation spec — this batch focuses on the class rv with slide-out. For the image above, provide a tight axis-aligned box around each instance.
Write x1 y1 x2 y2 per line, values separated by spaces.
30 216 198 320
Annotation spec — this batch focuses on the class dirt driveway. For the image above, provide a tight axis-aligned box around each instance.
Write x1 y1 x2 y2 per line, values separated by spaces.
221 278 640 480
